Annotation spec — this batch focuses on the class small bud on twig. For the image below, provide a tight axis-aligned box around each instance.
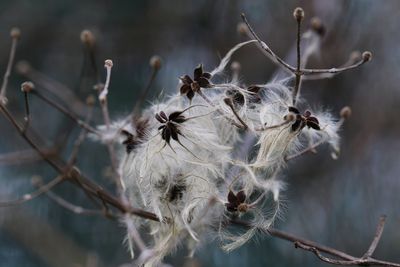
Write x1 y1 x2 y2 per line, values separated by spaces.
86 94 96 106
293 7 304 22
237 22 248 35
15 61 32 75
149 55 162 70
104 59 113 68
340 106 352 119
362 51 372 62
230 61 241 72
223 97 233 107
99 59 113 102
10 27 21 39
310 17 325 36
80 30 95 46
21 81 35 93
284 113 296 122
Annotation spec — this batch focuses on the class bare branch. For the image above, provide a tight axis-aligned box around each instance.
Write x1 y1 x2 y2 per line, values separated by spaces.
15 61 93 119
292 7 304 105
300 51 372 75
0 28 20 105
30 87 98 134
240 13 296 74
0 175 64 207
132 55 161 115
363 215 387 259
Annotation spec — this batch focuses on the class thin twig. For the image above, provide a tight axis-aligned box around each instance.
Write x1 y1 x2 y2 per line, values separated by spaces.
0 175 64 207
30 89 98 134
232 218 400 267
224 98 249 129
45 190 106 216
285 137 327 161
0 28 20 105
0 148 57 165
363 215 387 259
31 176 105 217
132 67 159 115
97 59 125 194
67 96 95 165
15 61 93 119
240 13 295 74
292 8 303 105
301 57 370 75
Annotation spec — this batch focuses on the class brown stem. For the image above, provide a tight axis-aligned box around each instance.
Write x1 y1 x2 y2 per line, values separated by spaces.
31 89 98 134
0 30 19 104
0 175 64 207
240 13 295 74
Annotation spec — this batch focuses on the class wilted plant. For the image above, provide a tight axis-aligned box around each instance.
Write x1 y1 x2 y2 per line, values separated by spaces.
0 6 398 267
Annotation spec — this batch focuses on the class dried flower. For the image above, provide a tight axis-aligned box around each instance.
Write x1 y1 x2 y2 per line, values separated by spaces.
287 106 320 131
179 64 211 100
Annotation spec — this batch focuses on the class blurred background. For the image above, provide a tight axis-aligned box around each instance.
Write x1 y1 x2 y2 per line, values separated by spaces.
0 0 399 266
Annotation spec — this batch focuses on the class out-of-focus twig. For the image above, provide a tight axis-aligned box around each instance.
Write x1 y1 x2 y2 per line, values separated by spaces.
0 28 20 105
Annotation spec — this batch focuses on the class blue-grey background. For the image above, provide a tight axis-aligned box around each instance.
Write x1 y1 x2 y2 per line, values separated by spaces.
0 0 399 266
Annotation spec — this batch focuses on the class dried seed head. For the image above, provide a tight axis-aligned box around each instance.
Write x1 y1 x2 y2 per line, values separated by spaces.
237 203 248 213
149 55 162 70
340 106 352 119
190 81 201 92
362 51 372 62
310 17 325 36
237 22 248 35
15 60 32 75
10 27 21 39
230 61 241 72
31 175 43 187
86 94 96 106
80 29 95 46
223 97 234 107
104 59 113 68
284 112 296 122
293 7 304 22
21 81 35 92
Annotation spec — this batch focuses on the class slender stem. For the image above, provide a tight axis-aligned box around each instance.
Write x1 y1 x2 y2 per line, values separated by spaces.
363 215 386 259
285 137 327 161
240 13 295 74
133 68 158 115
254 120 291 131
292 15 302 105
197 90 243 129
301 58 368 75
98 60 125 195
0 31 19 105
31 89 98 134
45 190 106 216
67 103 94 165
0 175 64 207
224 99 249 129
22 91 30 131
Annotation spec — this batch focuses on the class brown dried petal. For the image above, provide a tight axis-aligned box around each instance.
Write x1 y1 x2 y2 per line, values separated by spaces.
186 90 195 100
236 190 246 203
227 190 237 203
180 84 191 95
180 75 193 85
202 72 212 79
193 64 203 80
289 106 300 114
197 77 210 88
